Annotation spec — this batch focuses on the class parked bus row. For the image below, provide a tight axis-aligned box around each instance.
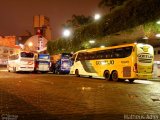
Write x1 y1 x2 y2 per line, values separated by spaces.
7 43 155 83
7 52 73 74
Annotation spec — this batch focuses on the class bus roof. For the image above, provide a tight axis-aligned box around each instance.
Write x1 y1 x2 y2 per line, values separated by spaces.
74 43 152 54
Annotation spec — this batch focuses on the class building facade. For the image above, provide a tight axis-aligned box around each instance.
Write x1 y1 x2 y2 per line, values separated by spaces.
33 15 52 40
0 36 20 65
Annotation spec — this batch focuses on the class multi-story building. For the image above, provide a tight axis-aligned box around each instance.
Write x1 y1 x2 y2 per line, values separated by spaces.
33 15 52 40
0 36 20 65
24 35 48 52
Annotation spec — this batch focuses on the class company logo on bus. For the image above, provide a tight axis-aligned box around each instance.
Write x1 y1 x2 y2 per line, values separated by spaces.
138 53 153 63
28 61 33 65
140 46 150 52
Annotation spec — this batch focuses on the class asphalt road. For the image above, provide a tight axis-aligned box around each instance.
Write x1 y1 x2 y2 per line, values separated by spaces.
0 69 160 120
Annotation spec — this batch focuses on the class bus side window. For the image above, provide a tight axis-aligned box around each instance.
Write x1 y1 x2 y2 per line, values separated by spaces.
104 50 111 59
95 52 99 59
84 53 88 60
111 49 116 58
116 48 125 58
124 46 133 57
76 53 83 61
90 53 95 60
97 51 101 59
101 51 106 59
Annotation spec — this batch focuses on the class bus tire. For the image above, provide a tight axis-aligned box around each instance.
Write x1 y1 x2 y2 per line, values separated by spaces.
104 70 110 81
52 69 55 74
129 79 134 83
75 69 80 77
111 70 119 82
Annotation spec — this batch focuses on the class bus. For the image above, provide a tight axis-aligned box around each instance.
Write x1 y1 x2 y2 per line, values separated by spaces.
7 51 35 72
70 43 154 82
34 54 50 73
50 53 72 74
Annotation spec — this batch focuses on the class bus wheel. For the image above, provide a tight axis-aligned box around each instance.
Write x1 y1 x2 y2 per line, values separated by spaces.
52 69 55 74
55 70 60 74
75 69 80 77
129 79 134 83
111 71 119 82
104 70 110 81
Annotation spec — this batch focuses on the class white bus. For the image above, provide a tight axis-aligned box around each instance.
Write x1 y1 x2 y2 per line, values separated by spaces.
70 43 154 82
7 51 35 72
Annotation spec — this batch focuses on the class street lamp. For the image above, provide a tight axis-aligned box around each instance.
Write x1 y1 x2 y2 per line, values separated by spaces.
89 40 95 44
155 34 160 38
62 29 71 38
28 42 33 47
100 45 105 48
94 13 101 21
156 21 160 24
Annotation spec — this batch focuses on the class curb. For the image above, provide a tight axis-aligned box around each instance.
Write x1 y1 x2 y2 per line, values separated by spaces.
148 79 160 82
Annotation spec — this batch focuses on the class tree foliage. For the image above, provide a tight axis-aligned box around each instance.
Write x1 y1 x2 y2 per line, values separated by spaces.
47 0 160 54
64 14 92 28
99 0 128 11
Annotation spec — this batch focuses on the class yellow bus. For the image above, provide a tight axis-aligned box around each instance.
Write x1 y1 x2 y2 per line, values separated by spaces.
70 43 154 83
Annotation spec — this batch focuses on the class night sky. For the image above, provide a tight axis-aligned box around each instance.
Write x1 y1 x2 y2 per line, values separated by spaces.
0 0 101 39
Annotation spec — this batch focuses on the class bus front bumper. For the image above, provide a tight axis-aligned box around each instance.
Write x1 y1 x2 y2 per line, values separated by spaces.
136 73 153 79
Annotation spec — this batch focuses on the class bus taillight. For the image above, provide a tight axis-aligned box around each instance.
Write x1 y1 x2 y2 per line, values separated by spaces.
134 63 138 72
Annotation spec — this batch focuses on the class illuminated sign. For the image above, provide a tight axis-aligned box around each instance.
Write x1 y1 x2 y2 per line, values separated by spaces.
138 53 153 63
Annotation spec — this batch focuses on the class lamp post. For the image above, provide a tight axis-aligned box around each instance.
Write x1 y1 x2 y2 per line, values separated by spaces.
89 40 95 44
156 21 160 25
155 34 160 38
94 13 101 21
100 45 105 48
62 29 71 38
28 42 33 47
28 42 33 51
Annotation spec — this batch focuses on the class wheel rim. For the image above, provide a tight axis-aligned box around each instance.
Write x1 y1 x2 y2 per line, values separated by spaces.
75 70 79 76
104 71 110 80
112 71 118 81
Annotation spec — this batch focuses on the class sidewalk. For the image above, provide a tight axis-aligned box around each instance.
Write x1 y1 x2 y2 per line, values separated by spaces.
149 78 160 82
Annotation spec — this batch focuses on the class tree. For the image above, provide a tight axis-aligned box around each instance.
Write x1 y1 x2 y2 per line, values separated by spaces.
99 0 128 11
48 0 160 54
64 15 92 28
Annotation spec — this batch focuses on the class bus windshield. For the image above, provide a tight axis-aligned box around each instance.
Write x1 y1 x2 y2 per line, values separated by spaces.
38 54 50 59
20 52 34 58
